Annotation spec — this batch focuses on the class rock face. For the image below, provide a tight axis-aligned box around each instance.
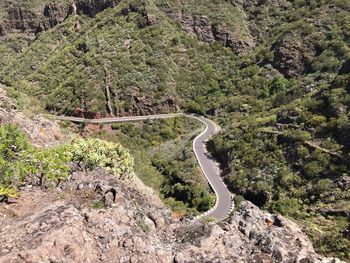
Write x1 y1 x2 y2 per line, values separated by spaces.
0 0 122 36
76 0 121 17
0 169 173 263
166 10 255 55
213 23 255 55
7 6 39 32
37 3 72 32
176 202 343 262
0 165 344 262
272 32 314 77
0 5 39 36
122 89 180 116
0 2 68 36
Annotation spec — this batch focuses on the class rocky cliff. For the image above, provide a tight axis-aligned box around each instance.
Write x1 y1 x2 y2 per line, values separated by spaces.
0 0 255 55
0 165 344 263
0 0 123 36
0 2 67 36
164 11 255 55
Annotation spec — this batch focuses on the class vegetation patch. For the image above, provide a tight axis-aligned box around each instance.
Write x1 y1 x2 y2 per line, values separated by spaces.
90 117 216 216
0 124 134 200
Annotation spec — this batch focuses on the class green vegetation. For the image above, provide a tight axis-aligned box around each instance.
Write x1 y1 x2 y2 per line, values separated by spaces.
210 74 350 258
0 124 71 189
233 195 245 209
91 200 107 209
0 0 242 116
136 219 150 233
201 216 216 225
69 138 134 177
0 124 134 198
0 187 19 200
0 0 349 259
91 117 215 215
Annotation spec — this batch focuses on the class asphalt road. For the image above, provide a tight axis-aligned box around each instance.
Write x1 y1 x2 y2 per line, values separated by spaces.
56 113 233 221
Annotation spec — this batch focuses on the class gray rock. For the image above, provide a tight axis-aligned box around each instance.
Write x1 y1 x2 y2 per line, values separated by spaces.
0 173 345 263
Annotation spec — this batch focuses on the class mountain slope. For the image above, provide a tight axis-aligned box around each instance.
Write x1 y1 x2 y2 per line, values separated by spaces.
0 0 349 259
0 0 242 117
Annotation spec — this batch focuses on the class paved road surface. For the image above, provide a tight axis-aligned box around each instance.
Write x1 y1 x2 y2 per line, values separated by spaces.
56 113 233 221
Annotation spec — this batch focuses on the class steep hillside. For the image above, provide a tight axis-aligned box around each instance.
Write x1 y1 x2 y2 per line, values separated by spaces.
0 0 242 116
210 61 350 259
207 1 350 259
0 0 349 260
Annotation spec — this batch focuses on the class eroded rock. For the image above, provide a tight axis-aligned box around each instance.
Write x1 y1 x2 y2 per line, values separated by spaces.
0 177 344 263
164 10 255 55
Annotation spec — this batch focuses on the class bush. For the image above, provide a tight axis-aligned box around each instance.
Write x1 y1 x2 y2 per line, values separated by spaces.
0 187 19 201
284 130 312 142
234 195 245 208
314 178 333 194
0 125 134 189
309 115 327 126
0 124 30 161
270 193 303 217
184 101 205 115
69 138 134 177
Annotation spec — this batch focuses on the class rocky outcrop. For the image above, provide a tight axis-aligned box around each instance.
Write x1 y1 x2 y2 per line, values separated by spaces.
37 3 72 32
124 89 180 116
0 2 68 36
0 169 173 263
271 32 314 77
0 164 344 262
176 202 343 262
0 0 122 36
0 85 68 147
213 23 255 55
191 15 215 43
76 0 121 17
165 10 255 55
0 5 39 36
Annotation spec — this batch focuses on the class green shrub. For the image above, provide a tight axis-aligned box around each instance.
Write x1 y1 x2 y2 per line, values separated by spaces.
0 124 30 161
68 138 134 177
0 125 134 189
137 219 150 233
314 179 333 194
0 187 19 199
270 193 303 217
284 130 312 142
234 195 245 209
309 115 327 126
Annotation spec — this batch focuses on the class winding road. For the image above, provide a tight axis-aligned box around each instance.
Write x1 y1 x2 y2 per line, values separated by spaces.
56 113 233 221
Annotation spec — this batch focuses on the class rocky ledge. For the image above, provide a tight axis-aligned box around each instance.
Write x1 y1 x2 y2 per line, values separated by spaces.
0 167 344 263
